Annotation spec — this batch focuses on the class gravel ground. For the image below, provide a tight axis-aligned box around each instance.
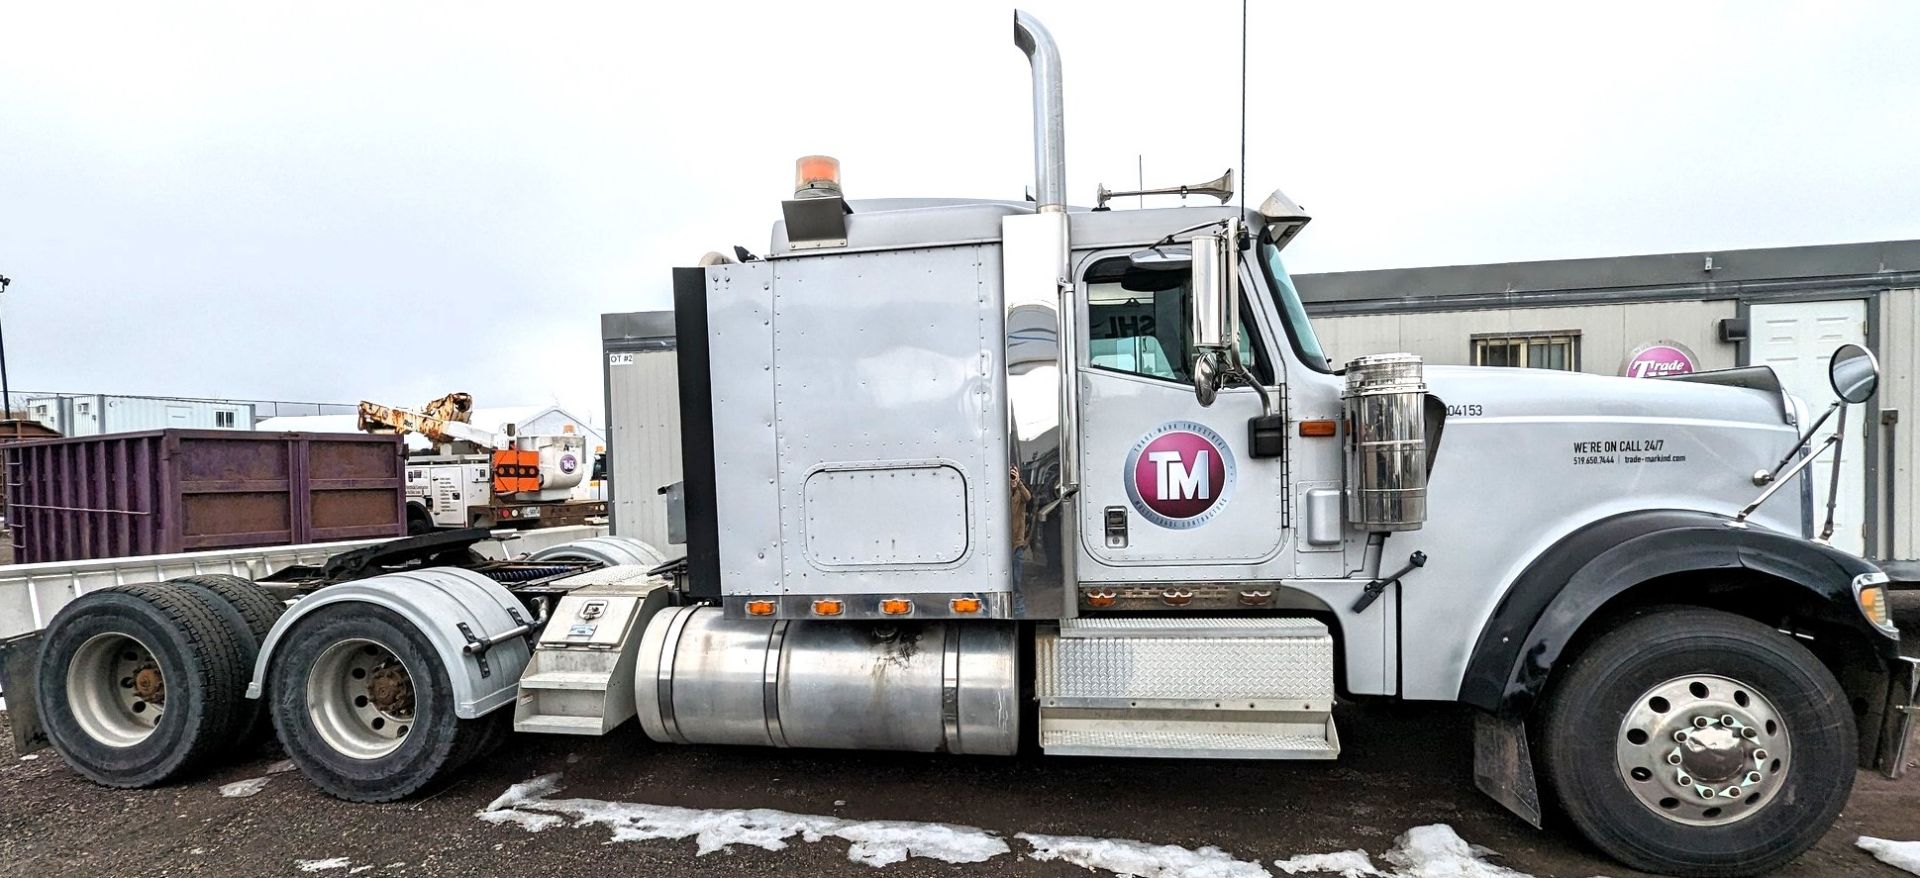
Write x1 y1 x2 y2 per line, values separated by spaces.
3 598 1920 878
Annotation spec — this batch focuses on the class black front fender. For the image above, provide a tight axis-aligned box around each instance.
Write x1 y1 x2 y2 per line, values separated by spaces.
1459 509 1895 715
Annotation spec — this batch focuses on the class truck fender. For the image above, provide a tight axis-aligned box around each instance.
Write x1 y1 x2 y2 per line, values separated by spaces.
243 567 532 719
529 535 668 568
1459 508 1892 716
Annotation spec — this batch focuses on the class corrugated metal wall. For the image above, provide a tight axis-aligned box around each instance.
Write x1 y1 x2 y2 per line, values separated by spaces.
607 349 682 549
1881 288 1917 560
1312 299 1739 374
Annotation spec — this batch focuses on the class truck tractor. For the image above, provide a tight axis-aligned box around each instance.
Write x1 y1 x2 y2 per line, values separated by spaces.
359 393 608 532
7 12 1911 878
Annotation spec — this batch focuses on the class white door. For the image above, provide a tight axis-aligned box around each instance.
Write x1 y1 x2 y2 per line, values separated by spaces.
1748 300 1868 554
1075 255 1288 570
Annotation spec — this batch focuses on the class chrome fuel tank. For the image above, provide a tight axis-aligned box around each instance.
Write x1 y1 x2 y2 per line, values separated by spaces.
633 606 1019 755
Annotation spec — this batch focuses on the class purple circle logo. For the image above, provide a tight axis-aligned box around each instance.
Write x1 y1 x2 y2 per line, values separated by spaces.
1123 421 1235 529
559 453 579 474
1623 341 1698 378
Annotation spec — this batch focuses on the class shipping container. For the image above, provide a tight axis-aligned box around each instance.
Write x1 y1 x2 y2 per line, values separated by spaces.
3 429 406 563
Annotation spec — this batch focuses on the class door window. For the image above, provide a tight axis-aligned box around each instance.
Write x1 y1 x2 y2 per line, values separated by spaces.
1085 258 1269 384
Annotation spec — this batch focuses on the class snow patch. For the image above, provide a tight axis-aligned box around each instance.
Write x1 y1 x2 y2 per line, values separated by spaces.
478 778 1538 878
220 777 270 798
1019 831 1271 878
1380 826 1530 878
296 858 351 872
18 753 39 761
1859 837 1920 875
478 773 1008 867
265 759 298 774
477 808 564 832
1274 850 1383 877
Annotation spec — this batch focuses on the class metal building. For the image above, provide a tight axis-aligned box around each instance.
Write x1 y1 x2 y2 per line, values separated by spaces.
25 393 255 436
1295 239 1919 573
601 311 681 549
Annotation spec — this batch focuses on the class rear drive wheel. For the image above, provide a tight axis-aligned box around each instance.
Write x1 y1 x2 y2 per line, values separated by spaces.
1541 608 1854 877
269 604 486 801
168 574 286 743
35 583 251 787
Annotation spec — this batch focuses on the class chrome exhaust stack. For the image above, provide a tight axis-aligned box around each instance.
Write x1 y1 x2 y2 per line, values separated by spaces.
1013 10 1066 213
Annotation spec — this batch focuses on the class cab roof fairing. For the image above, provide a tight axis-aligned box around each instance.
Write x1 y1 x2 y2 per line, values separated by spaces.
765 189 1310 258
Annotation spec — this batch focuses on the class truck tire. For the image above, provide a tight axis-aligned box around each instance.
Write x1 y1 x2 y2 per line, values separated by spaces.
406 504 434 535
267 603 487 802
168 574 286 744
34 583 252 788
1540 607 1855 877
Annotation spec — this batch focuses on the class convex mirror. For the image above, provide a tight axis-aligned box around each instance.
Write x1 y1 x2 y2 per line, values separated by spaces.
1829 343 1879 404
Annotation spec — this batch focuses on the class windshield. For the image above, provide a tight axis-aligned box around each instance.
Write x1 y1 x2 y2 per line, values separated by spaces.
1257 236 1330 371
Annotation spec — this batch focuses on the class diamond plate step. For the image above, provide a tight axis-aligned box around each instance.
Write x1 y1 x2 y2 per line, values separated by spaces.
1037 618 1334 703
1041 724 1340 760
1036 616 1340 760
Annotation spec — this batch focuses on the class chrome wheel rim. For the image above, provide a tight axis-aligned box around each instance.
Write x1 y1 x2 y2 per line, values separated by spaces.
1616 674 1790 826
306 638 415 760
66 632 167 747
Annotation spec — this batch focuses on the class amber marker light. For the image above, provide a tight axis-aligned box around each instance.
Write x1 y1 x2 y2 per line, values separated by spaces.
1299 419 1338 437
794 155 842 197
745 599 777 617
949 597 984 614
812 598 845 617
880 598 914 616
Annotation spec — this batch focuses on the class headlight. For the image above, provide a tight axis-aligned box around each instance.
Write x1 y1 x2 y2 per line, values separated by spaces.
1853 571 1898 636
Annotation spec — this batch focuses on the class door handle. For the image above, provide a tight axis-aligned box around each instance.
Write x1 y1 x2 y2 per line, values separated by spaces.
1104 505 1129 548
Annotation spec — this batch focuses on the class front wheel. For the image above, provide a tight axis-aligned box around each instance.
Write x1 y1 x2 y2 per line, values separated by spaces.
1541 607 1855 877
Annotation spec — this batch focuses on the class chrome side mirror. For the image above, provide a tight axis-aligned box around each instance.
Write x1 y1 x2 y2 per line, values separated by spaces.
1830 343 1879 404
1188 224 1239 406
1734 342 1881 541
1193 353 1219 407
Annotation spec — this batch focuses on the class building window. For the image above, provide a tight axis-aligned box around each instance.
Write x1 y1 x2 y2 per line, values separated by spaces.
215 410 237 428
76 402 91 416
1473 331 1581 371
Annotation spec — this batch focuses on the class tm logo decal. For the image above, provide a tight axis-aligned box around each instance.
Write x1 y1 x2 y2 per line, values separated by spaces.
1123 421 1235 529
559 453 579 474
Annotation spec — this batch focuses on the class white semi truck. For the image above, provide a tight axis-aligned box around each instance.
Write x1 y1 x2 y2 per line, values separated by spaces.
3 13 1912 877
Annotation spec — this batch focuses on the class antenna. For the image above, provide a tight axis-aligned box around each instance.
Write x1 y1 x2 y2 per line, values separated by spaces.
1238 0 1248 216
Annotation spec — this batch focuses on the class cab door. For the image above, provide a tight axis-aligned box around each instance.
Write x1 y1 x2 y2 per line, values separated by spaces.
1075 251 1289 570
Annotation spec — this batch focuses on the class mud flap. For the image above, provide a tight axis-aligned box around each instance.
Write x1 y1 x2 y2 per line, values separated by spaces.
1873 656 1919 778
0 630 48 756
1473 711 1542 828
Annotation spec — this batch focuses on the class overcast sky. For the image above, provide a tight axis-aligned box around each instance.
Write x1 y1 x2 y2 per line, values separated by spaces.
2 1 1916 422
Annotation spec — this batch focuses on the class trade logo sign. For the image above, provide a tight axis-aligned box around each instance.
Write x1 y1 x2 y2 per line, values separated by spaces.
1623 341 1698 378
1123 421 1235 529
559 453 579 474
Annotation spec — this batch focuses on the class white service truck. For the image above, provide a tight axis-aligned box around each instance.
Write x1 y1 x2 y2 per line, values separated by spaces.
4 13 1912 877
359 395 609 532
